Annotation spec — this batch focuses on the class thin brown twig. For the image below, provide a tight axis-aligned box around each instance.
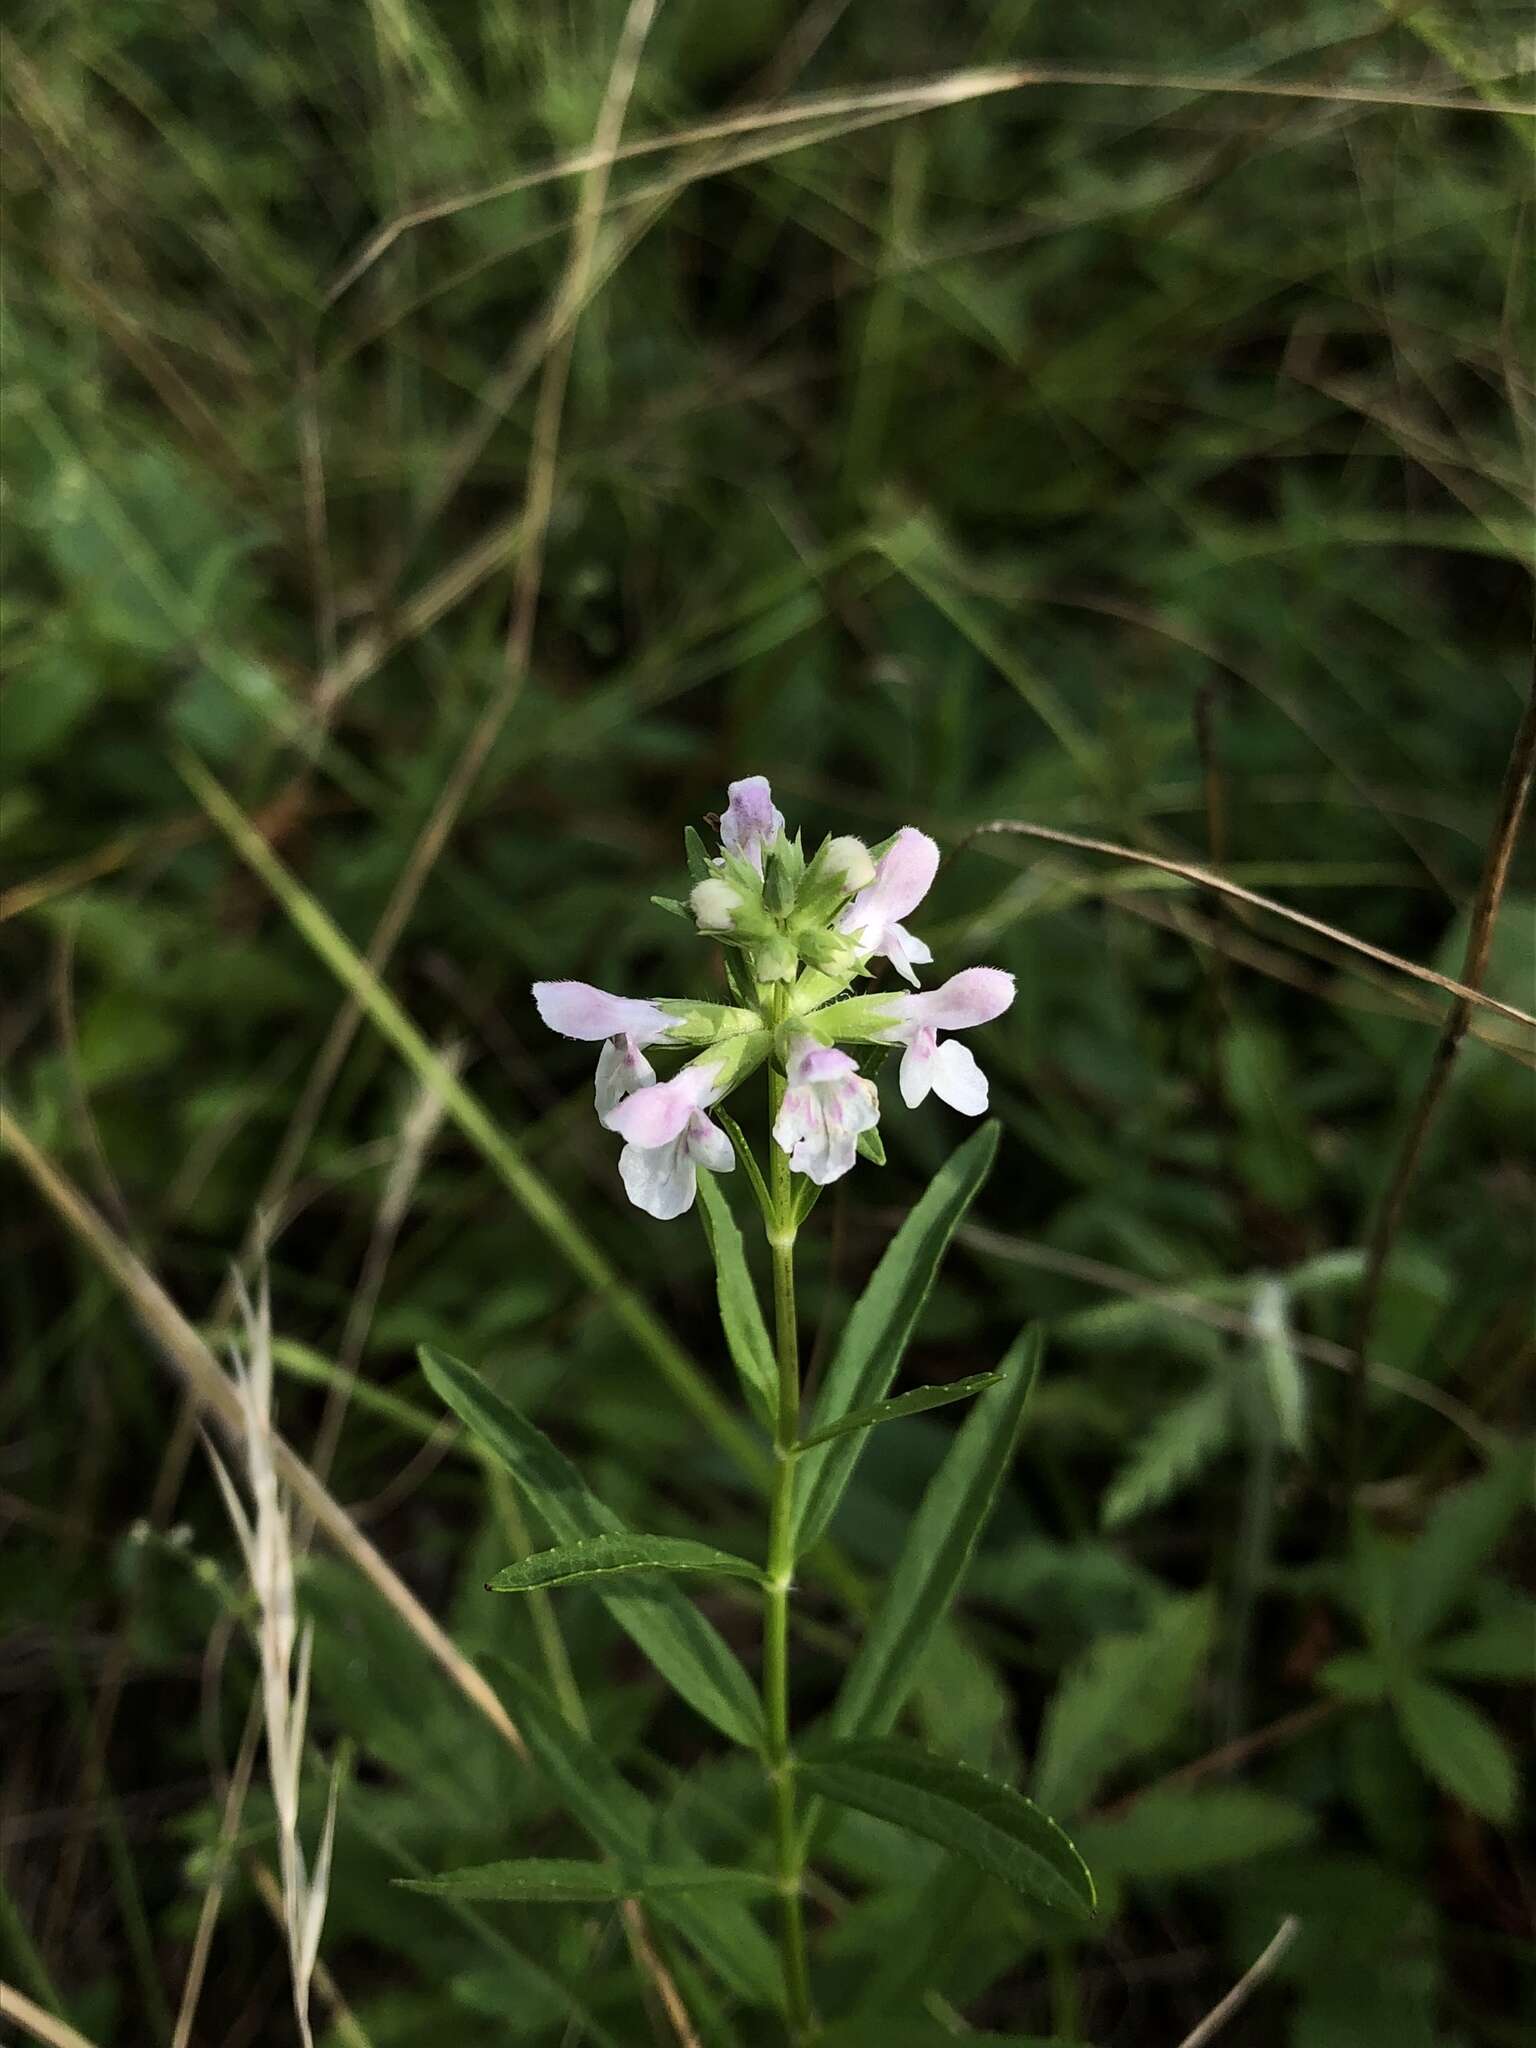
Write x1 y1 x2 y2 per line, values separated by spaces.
968 818 1536 1033
1175 1915 1302 2048
955 1221 1503 1452
327 62 1536 299
1344 676 1536 1491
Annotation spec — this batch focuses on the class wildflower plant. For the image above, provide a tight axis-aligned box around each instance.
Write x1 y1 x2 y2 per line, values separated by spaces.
413 779 1096 2036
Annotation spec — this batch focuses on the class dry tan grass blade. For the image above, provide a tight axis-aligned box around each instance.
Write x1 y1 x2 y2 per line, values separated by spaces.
0 1102 524 1759
970 818 1536 1033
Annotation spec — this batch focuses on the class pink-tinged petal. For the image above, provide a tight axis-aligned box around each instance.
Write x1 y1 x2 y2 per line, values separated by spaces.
898 1025 938 1108
786 1038 859 1088
719 775 784 873
930 1039 989 1114
605 1063 714 1147
685 1111 735 1177
594 1034 655 1125
883 921 934 987
772 1084 816 1157
873 828 940 921
842 827 939 940
619 1135 697 1220
533 980 671 1045
919 967 1015 1032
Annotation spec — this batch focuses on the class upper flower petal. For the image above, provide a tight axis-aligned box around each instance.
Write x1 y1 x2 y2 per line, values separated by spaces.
719 775 784 873
533 981 672 1045
605 1062 715 1147
901 966 1015 1034
841 828 940 944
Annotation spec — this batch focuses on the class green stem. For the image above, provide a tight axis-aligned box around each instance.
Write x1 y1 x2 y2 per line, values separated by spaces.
765 1052 815 2037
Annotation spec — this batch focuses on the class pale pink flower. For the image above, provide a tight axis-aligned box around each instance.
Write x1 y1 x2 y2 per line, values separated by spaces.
772 1036 879 1186
718 775 784 875
839 827 939 984
879 967 1015 1113
607 1062 734 1220
534 980 674 1124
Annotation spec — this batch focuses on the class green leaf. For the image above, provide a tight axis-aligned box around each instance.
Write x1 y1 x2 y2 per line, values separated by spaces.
683 826 713 884
793 1122 999 1554
794 1370 1002 1452
491 1662 781 2007
1072 1787 1316 1878
1101 1376 1230 1530
1318 1652 1390 1703
398 1859 777 1904
1427 1593 1536 1681
830 1331 1041 1741
696 1171 777 1431
1396 1445 1528 1647
1033 1595 1213 1817
1390 1676 1518 1823
488 1534 765 1593
420 1347 764 1749
798 1738 1095 1922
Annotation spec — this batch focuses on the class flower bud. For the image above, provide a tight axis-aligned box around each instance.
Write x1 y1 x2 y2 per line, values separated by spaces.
690 878 741 931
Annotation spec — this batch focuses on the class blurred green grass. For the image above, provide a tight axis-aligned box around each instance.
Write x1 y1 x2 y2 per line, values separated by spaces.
2 2 1532 2043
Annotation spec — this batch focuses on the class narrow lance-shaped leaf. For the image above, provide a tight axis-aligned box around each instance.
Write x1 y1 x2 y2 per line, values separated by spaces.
794 1371 1001 1453
488 1534 765 1594
398 1860 778 1905
696 1170 777 1431
1390 1675 1518 1824
491 1660 782 2008
793 1122 999 1555
830 1332 1041 1741
799 1738 1095 1923
420 1347 764 1750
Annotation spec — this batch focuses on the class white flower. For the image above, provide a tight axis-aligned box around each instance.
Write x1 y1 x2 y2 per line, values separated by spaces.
839 827 939 985
772 1036 879 1185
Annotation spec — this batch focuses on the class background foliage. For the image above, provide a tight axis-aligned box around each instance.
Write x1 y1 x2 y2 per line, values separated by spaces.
2 1 1532 2043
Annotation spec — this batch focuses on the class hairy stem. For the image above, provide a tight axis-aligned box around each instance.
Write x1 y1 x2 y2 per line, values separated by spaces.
765 1054 814 2035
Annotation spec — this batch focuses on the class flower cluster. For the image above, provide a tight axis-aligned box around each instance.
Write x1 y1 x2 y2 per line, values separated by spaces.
533 777 1014 1218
